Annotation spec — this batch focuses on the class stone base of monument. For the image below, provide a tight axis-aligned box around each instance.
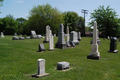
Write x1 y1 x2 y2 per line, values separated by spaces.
87 54 101 60
55 44 67 49
91 39 101 45
78 39 81 41
43 41 49 43
108 50 118 53
31 73 50 78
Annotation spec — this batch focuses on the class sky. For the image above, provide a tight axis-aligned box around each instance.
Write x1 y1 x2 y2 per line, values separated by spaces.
0 0 120 26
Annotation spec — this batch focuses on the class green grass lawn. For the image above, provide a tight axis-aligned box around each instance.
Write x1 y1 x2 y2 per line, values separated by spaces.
0 36 120 80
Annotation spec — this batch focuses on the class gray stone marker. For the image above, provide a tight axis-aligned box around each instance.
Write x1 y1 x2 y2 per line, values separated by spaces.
57 61 70 70
1 32 4 38
37 35 42 39
30 30 37 39
108 37 118 53
54 34 56 37
66 41 71 48
70 31 79 45
14 33 17 36
12 36 19 40
87 21 101 60
32 59 50 78
91 29 101 45
78 32 81 41
66 24 70 42
43 25 50 43
56 23 67 49
26 37 30 39
49 34 54 51
70 41 75 47
19 37 25 40
38 44 45 52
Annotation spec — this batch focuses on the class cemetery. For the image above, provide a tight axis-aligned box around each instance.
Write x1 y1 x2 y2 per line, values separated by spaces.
0 32 120 80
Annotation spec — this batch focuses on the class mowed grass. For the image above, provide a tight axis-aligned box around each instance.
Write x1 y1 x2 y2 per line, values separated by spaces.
0 36 120 80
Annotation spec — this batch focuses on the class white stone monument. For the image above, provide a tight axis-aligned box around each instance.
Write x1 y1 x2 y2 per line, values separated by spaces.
30 30 37 39
56 23 67 49
66 24 69 42
32 59 50 78
1 32 4 38
70 31 79 45
87 21 101 60
43 25 50 43
49 34 54 51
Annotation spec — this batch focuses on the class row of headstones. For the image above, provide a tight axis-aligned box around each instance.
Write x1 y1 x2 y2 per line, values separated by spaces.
30 30 44 39
31 58 70 78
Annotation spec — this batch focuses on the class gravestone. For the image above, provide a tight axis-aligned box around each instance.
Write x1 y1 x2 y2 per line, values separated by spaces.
26 37 30 39
57 61 70 70
1 32 4 38
66 41 71 48
108 37 118 53
87 21 101 60
30 30 37 39
108 36 110 40
56 23 67 49
49 34 54 51
19 37 25 40
12 36 19 40
38 44 45 52
14 33 17 36
78 32 81 41
37 35 42 39
91 29 101 45
70 31 79 45
54 34 56 37
70 41 75 47
66 24 69 42
43 25 50 43
32 59 50 78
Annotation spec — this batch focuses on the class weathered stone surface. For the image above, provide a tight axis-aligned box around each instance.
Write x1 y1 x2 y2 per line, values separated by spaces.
70 31 79 45
49 34 54 50
56 23 67 49
87 21 101 60
30 30 37 39
57 61 70 70
38 44 46 52
19 37 25 40
31 59 50 78
12 36 19 40
1 32 4 38
43 25 50 43
37 35 42 39
70 41 75 47
108 37 118 53
66 41 71 48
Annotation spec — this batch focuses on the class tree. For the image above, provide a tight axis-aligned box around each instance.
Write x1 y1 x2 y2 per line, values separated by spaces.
24 4 64 35
89 5 120 38
0 14 18 35
0 0 4 13
16 17 26 34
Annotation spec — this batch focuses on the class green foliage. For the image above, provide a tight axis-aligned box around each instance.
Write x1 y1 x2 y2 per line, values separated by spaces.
0 0 4 13
89 5 120 38
0 14 18 35
16 17 27 34
24 4 64 35
1 36 120 80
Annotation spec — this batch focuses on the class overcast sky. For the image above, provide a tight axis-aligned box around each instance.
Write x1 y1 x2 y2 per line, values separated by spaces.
0 0 120 26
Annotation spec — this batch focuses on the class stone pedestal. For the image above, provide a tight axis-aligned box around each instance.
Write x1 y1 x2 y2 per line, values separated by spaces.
87 21 101 60
108 37 118 53
56 23 67 49
31 59 50 78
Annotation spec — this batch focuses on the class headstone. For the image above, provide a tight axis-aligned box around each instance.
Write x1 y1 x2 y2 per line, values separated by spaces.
14 33 17 36
19 37 25 40
30 30 37 39
108 37 118 53
43 25 50 43
78 32 81 41
56 23 67 49
12 36 19 40
66 24 69 42
70 41 75 47
49 34 54 51
90 29 101 45
87 21 101 60
66 41 71 48
1 32 4 38
26 37 30 39
31 59 50 78
38 44 46 52
108 36 110 40
54 34 56 37
70 31 79 45
57 61 70 70
37 35 42 39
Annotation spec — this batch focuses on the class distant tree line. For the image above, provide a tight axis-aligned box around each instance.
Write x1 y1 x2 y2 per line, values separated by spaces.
0 3 120 37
